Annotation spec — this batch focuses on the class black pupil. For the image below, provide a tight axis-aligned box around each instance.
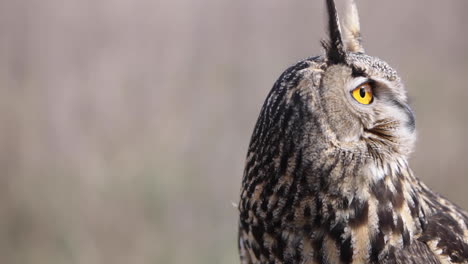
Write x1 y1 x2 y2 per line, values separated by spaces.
359 87 366 98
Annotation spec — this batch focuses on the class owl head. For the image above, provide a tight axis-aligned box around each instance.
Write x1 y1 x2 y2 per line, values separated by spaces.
245 0 417 185
314 0 415 161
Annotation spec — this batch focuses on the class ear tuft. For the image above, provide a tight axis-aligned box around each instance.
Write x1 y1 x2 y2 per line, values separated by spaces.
325 0 347 65
342 0 365 53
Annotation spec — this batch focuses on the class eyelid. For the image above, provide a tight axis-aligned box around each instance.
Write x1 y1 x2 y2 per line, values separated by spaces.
348 77 369 92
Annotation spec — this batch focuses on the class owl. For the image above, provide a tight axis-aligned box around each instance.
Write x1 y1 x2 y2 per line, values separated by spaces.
238 0 468 263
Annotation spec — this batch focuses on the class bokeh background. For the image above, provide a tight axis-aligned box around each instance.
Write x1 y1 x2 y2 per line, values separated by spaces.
0 0 467 263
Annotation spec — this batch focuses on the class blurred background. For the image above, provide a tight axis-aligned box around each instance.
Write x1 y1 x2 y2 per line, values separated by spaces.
0 0 467 263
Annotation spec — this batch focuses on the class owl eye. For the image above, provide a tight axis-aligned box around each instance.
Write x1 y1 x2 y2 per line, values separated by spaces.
351 82 373 105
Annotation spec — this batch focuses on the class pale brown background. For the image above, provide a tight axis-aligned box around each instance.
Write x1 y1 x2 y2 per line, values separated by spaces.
0 0 467 263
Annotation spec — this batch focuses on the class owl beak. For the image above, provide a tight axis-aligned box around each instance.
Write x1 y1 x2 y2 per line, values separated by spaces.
324 0 347 65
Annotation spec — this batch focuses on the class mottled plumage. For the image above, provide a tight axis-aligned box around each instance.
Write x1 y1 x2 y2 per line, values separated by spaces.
238 1 468 263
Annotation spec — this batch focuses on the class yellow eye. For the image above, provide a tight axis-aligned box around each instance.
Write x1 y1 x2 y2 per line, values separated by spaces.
351 82 373 104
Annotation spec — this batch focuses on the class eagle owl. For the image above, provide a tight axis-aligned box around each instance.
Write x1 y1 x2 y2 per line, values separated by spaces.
238 0 468 263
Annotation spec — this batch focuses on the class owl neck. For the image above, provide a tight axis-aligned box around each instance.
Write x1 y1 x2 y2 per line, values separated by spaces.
305 151 428 263
239 144 430 263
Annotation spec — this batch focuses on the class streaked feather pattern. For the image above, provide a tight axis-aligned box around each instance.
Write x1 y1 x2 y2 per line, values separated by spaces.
238 1 468 263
